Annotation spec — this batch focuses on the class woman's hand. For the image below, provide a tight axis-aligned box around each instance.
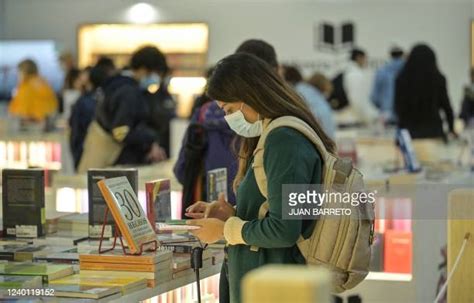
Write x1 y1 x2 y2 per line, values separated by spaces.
186 218 225 244
185 193 235 221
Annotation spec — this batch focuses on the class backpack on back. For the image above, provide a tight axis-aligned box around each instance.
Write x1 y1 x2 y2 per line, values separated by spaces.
252 116 374 293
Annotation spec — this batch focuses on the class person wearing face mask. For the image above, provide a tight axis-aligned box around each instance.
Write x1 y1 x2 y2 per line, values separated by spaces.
88 46 167 167
186 53 336 303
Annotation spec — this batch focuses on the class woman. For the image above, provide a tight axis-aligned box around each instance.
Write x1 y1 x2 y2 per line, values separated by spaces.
395 44 455 140
186 53 335 303
9 59 58 123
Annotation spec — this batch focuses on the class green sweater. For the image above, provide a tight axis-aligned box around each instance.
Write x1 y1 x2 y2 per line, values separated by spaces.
227 127 322 302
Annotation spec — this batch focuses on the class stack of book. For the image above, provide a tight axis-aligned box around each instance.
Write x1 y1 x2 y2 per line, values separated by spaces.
79 250 173 287
57 213 89 236
172 250 213 279
0 262 74 284
0 275 42 296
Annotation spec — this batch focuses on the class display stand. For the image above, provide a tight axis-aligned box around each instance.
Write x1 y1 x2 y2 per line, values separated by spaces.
97 206 158 256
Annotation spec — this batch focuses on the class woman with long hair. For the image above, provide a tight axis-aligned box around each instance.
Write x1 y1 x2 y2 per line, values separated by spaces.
395 44 455 139
186 53 335 302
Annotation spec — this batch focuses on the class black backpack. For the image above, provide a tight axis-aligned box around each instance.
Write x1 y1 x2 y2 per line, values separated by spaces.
329 72 349 110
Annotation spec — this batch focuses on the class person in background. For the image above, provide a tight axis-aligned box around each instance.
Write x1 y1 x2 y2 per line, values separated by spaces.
95 56 117 79
188 66 215 119
69 59 115 170
459 67 474 126
93 46 168 165
186 53 335 303
371 46 405 123
8 59 58 127
62 67 89 121
283 65 336 138
344 48 379 124
395 44 456 140
144 63 177 157
307 72 333 99
59 51 78 114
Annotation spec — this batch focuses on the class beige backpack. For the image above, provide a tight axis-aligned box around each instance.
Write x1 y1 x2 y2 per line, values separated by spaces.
251 116 375 293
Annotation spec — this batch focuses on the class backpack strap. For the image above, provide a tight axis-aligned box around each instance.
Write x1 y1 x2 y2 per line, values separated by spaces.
250 116 331 251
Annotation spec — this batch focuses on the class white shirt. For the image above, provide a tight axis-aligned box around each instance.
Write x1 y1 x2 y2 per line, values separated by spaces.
343 62 379 124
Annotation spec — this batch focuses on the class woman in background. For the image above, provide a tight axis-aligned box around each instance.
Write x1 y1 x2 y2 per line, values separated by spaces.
394 44 455 140
9 59 58 125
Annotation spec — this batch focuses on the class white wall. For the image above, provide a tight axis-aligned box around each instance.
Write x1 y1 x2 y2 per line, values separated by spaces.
2 0 473 109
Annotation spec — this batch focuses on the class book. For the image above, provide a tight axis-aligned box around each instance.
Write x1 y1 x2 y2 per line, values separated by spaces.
57 213 89 235
397 129 421 172
13 244 51 261
50 274 147 294
172 259 212 279
0 244 29 261
97 176 156 254
146 179 171 232
79 259 172 272
79 267 172 280
0 262 74 284
34 252 80 264
157 233 198 245
0 275 42 288
79 249 172 265
51 284 120 299
88 168 138 238
156 222 200 232
206 168 228 202
33 234 89 247
384 230 412 274
2 169 46 238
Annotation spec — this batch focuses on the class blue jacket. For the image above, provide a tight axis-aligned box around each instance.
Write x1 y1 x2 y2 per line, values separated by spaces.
295 82 336 139
174 101 238 204
69 91 96 170
371 58 404 121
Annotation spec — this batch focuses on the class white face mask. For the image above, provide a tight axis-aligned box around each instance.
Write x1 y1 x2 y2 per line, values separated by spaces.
224 103 262 138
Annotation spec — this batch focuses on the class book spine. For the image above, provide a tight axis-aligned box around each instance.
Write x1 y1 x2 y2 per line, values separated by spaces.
146 183 156 233
79 262 157 272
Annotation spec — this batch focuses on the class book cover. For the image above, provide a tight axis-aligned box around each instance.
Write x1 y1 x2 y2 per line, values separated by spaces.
397 129 421 172
50 274 147 294
2 169 46 238
206 168 228 202
51 284 120 299
0 262 74 284
97 177 156 254
13 244 50 262
88 169 138 238
145 179 171 232
384 230 412 274
79 249 172 265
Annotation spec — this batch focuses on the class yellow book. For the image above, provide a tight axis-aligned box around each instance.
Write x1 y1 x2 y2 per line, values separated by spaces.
97 177 156 254
79 249 172 265
49 274 146 294
79 258 172 272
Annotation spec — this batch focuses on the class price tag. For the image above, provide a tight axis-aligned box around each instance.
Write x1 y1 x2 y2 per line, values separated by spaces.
89 225 112 238
15 225 38 238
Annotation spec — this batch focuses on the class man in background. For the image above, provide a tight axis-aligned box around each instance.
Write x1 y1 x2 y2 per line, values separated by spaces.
344 48 379 125
371 46 405 123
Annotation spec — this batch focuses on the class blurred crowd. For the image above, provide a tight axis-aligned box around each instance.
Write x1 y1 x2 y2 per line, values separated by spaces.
6 41 474 174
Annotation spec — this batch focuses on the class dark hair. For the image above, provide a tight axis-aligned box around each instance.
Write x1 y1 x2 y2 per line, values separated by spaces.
235 39 278 69
308 72 333 96
282 65 303 85
395 43 443 119
390 47 404 59
18 59 38 76
207 53 336 191
96 56 116 72
130 46 169 74
64 68 81 89
350 48 366 61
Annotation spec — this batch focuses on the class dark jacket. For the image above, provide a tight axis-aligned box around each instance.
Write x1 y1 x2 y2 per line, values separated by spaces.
144 87 176 156
174 101 238 204
95 75 157 165
69 91 96 169
460 84 474 125
395 74 454 140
